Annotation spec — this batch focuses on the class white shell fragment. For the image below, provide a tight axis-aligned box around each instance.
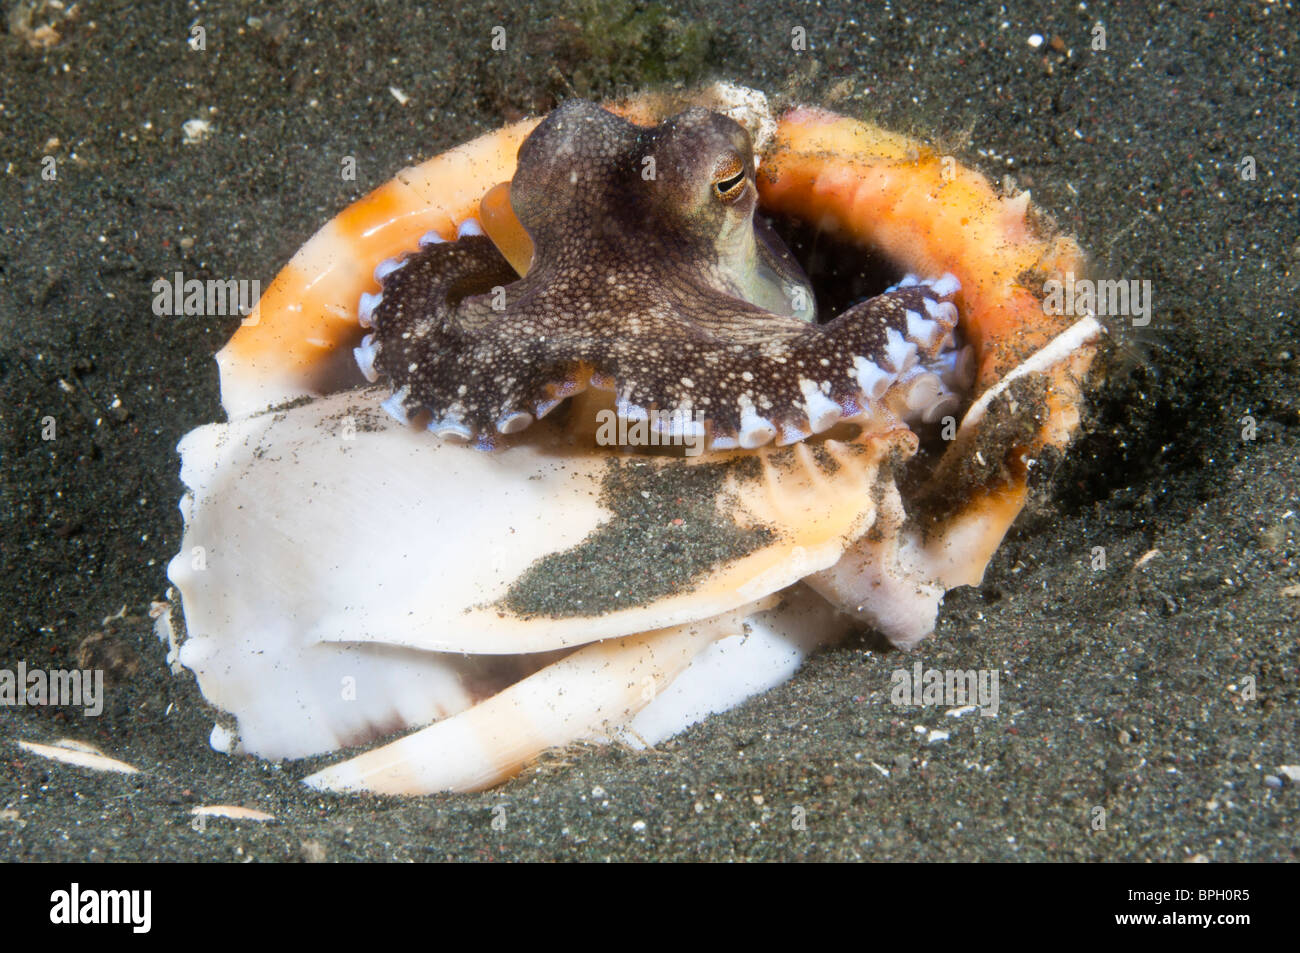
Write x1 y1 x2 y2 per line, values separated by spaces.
190 805 277 822
305 601 773 794
15 738 140 775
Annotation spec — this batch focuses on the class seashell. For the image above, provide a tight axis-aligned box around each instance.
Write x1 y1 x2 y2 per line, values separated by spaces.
161 83 1104 794
15 738 140 775
190 805 276 823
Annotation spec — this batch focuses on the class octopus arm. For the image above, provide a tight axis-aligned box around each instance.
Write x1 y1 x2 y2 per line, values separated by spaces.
370 236 959 447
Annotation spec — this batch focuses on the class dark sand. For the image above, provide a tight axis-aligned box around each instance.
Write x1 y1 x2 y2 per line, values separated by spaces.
1 0 1296 861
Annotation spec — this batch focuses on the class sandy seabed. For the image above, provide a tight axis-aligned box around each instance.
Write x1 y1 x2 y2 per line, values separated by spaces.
0 0 1295 861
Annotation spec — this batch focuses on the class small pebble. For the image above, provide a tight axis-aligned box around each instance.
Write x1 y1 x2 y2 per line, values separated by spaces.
182 118 212 145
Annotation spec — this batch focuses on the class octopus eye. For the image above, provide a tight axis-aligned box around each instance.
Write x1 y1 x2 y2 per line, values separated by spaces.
712 157 747 204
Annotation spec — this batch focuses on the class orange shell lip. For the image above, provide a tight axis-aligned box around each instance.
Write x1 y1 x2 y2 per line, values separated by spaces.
758 105 1089 392
217 89 1093 423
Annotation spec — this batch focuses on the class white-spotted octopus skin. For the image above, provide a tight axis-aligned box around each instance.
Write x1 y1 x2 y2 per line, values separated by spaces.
361 100 961 448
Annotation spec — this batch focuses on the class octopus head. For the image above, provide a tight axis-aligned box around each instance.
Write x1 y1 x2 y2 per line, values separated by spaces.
510 100 808 321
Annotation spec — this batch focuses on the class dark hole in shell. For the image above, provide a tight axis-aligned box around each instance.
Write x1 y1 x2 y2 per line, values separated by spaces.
761 212 904 320
764 210 959 464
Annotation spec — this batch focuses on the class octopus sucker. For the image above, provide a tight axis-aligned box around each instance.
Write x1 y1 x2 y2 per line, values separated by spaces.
162 83 1105 795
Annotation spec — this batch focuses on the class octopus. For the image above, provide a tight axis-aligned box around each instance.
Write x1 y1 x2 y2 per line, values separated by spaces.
355 99 963 449
158 83 1105 795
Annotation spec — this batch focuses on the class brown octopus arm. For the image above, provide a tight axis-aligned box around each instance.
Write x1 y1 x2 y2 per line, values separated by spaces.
370 234 957 444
